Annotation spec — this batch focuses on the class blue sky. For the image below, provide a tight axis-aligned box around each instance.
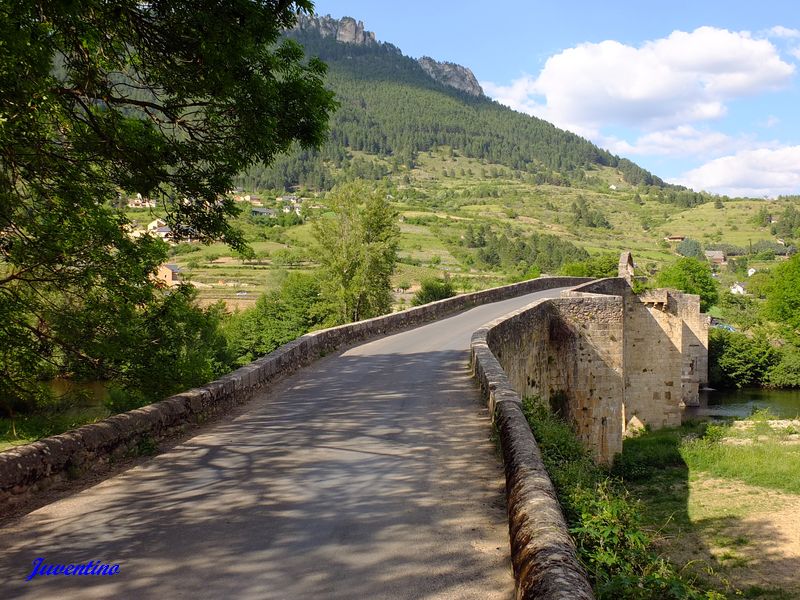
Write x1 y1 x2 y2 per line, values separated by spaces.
312 1 800 197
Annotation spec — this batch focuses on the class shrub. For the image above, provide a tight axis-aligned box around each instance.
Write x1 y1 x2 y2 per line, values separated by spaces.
411 277 455 306
677 238 704 259
521 399 718 599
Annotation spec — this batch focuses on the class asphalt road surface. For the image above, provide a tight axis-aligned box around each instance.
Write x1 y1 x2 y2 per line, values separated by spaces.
0 287 567 600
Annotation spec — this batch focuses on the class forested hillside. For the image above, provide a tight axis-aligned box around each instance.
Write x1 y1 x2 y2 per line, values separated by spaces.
236 23 668 192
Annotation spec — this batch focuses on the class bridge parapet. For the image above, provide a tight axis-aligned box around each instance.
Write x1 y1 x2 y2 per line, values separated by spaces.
0 277 588 510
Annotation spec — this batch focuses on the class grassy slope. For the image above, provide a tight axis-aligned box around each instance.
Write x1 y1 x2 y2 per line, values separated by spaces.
129 147 795 310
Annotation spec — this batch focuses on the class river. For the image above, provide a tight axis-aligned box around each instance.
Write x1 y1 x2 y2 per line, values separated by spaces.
685 388 800 419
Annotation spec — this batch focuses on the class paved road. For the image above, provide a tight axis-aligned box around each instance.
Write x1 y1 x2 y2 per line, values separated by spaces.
0 288 566 600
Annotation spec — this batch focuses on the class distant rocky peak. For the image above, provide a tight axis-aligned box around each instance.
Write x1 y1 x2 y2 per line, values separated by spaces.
295 14 377 46
417 56 484 97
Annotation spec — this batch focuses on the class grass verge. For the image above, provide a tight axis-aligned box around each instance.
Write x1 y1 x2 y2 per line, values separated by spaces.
521 397 722 599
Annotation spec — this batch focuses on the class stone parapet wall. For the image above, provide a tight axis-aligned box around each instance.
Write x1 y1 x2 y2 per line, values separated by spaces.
472 302 595 600
468 266 707 599
0 276 589 509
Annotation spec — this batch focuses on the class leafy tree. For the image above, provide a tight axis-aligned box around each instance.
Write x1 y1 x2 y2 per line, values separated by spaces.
313 181 399 324
762 254 800 338
0 1 336 413
709 329 778 389
676 238 704 259
771 204 800 240
223 272 325 366
753 206 771 227
570 197 611 229
765 347 800 388
103 286 231 411
656 258 719 312
412 278 456 306
717 291 761 330
559 253 619 278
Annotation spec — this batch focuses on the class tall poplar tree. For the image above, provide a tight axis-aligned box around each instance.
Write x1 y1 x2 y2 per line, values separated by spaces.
313 181 399 324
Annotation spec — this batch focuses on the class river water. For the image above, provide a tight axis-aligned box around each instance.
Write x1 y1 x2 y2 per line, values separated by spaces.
685 388 800 419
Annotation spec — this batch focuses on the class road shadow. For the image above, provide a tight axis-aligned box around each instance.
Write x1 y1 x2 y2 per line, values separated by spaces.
0 349 514 600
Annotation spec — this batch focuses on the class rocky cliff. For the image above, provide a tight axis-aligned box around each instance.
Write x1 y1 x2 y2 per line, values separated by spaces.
294 15 484 97
417 56 484 97
295 14 377 46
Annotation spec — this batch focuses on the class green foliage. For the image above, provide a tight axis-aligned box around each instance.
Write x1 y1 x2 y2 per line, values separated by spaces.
677 238 704 259
521 399 717 599
313 181 400 324
656 258 719 312
223 272 326 366
571 197 611 229
764 346 800 388
753 206 772 228
717 292 762 330
559 253 619 278
468 227 589 274
102 286 231 410
1 1 335 413
770 204 800 240
105 387 149 415
708 329 779 389
411 277 456 306
752 239 795 256
704 243 747 257
762 254 800 338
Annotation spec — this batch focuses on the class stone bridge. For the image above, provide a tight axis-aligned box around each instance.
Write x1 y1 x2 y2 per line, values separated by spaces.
0 261 706 599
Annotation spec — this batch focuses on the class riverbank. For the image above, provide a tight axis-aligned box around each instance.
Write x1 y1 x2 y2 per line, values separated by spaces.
621 413 800 599
0 406 110 452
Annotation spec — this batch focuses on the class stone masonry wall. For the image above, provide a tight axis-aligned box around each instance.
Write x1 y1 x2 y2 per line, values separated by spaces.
468 271 706 599
482 296 625 463
492 276 708 444
0 276 589 509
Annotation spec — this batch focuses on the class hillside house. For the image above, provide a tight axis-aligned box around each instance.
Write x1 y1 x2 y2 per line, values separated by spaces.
152 225 172 240
251 207 275 218
664 235 686 243
156 264 182 287
730 282 747 295
704 250 726 266
147 219 167 231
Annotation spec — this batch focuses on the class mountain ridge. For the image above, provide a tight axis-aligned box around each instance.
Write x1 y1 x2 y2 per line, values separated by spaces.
239 14 673 193
295 14 485 98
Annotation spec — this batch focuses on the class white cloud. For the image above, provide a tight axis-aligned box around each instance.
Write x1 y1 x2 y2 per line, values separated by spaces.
768 25 800 38
600 126 734 157
676 146 800 197
483 27 794 134
791 47 800 60
762 115 781 128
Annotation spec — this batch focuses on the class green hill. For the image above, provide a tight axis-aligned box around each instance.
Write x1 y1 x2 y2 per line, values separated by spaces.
237 18 669 192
